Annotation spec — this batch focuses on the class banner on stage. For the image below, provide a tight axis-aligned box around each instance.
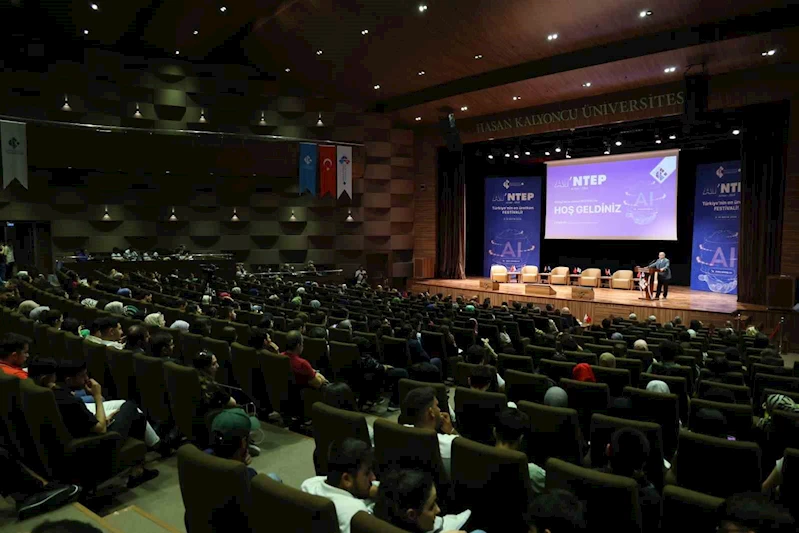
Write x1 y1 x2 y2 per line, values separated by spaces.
336 146 353 199
298 143 317 195
483 176 542 277
690 160 741 294
1 120 28 190
319 145 336 198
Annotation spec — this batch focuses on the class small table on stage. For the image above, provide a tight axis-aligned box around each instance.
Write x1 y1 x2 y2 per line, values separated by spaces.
569 274 580 285
539 272 551 284
635 266 658 300
507 271 521 283
600 276 612 288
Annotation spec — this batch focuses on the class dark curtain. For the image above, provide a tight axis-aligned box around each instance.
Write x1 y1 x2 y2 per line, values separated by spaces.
437 148 466 279
738 101 789 305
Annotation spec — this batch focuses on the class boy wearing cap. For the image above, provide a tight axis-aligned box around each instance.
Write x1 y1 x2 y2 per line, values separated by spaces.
206 408 261 480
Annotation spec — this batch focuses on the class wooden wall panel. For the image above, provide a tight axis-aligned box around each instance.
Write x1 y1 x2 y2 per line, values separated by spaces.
780 98 799 276
413 131 438 270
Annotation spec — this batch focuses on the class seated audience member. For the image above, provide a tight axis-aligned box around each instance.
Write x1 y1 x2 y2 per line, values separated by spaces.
439 325 459 361
702 354 740 384
374 469 475 533
150 333 179 363
0 445 82 520
525 489 587 533
468 364 499 394
678 330 692 351
753 333 771 350
598 428 660 532
144 313 165 328
498 325 514 353
759 348 785 368
193 351 237 410
544 386 569 408
723 346 741 362
170 320 189 332
190 318 212 337
17 300 39 317
220 306 237 323
494 408 546 494
571 363 596 383
646 340 679 373
41 309 64 329
53 361 159 487
403 387 458 476
60 317 82 335
87 317 125 350
558 334 581 354
612 342 627 359
29 305 51 322
633 339 648 352
598 353 616 368
0 333 31 378
756 393 799 431
408 334 442 372
302 438 378 533
465 344 504 388
645 380 670 395
125 325 151 354
352 336 408 409
104 301 125 315
282 330 329 390
219 326 238 345
717 492 794 533
206 408 260 480
248 328 281 354
702 386 737 404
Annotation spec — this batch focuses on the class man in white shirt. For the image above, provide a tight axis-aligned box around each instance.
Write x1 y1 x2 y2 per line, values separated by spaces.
301 438 377 533
85 317 125 350
354 266 367 286
403 387 459 476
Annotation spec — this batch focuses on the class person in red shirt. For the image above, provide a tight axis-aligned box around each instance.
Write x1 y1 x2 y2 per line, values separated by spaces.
282 330 328 389
0 333 31 379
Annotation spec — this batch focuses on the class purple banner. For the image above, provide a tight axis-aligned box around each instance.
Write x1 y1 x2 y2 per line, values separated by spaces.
545 151 678 240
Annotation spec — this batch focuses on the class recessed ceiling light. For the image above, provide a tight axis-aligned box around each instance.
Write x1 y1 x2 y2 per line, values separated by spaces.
373 84 381 90
285 68 291 72
175 50 180 55
193 30 199 35
474 54 483 59
761 49 776 56
732 129 740 135
664 66 677 73
504 153 510 158
488 154 494 160
415 117 422 121
547 33 558 41
512 96 521 101
219 6 227 12
545 151 551 156
669 134 677 140
639 9 652 17
555 147 562 153
524 151 531 156
361 29 369 35
83 29 89 35
460 106 468 111
418 70 425 76
615 140 622 146
90 3 99 10
565 153 572 159
316 49 323 55
604 150 610 155
655 139 662 144
513 154 519 159
582 82 592 87
418 4 428 12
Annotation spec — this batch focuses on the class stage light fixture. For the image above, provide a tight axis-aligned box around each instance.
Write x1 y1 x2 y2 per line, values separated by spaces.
61 95 72 112
193 30 199 35
231 208 240 222
83 29 89 35
418 70 425 76
474 54 483 59
512 96 521 101
289 210 297 221
361 29 369 35
346 209 354 222
285 68 290 72
90 3 99 10
504 153 510 158
615 140 622 146
565 151 572 159
373 84 381 90
134 103 142 118
513 154 519 159
316 49 323 55
639 10 652 17
199 109 206 123
547 33 558 41
169 208 178 222
604 149 610 155
415 116 422 121
732 129 740 135
460 106 468 111
418 4 428 12
259 111 267 126
544 151 551 156
488 154 494 160
524 151 531 156
219 6 227 12
554 146 561 153
655 138 662 144
761 49 776 56
102 206 111 221
664 66 677 73
582 82 592 87
175 50 180 55
669 134 676 140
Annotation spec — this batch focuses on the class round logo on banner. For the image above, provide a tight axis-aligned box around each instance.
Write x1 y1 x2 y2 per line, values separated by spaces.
696 229 738 294
488 229 536 270
623 181 667 226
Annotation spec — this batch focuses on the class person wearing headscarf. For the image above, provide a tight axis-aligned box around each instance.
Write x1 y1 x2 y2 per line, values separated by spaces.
599 352 616 368
544 386 568 408
104 301 124 315
611 332 624 341
572 363 596 383
29 306 50 322
628 313 637 321
144 313 165 328
201 295 212 305
17 300 39 317
645 380 670 394
686 328 697 338
310 299 321 309
170 320 190 332
81 298 98 308
231 286 242 295
756 393 799 430
117 288 132 298
633 339 648 351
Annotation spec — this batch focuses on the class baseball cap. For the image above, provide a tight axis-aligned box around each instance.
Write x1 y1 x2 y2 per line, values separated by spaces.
211 408 260 441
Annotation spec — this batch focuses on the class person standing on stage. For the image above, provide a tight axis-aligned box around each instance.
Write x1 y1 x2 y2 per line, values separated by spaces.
648 252 671 300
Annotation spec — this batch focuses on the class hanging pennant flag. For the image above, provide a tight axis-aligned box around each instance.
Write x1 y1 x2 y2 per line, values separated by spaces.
298 142 318 195
336 145 353 199
319 145 336 198
1 120 28 189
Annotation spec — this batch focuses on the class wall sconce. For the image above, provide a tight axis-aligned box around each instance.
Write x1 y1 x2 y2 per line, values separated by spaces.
199 108 207 123
346 209 354 222
231 208 240 222
102 206 111 221
134 103 142 118
259 111 266 126
289 210 297 221
61 94 72 112
316 113 324 127
169 207 178 222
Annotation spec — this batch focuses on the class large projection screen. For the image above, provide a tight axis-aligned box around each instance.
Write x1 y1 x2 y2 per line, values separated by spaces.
544 149 679 240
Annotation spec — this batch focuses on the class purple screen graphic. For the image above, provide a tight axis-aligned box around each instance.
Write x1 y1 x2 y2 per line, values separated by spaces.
545 154 678 240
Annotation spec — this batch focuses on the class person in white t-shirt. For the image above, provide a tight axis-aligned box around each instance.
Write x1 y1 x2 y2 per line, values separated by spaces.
301 438 377 533
403 387 459 476
354 266 367 286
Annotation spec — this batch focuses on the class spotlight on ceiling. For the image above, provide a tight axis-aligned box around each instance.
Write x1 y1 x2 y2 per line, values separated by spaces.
285 68 290 72
639 9 652 17
513 154 519 159
512 96 521 101
175 50 180 55
565 150 572 159
373 84 380 90
547 33 558 41
604 149 610 155
415 116 422 121
488 154 494 160
316 113 324 127
102 206 111 221
316 49 323 55
732 129 740 135
761 49 776 56
361 29 369 35
460 106 468 111
231 208 240 222
664 66 677 73
544 151 551 156
289 210 297 222
669 134 677 140
168 207 178 222
61 95 72 112
83 29 89 35
418 4 428 12
193 30 199 35
554 146 561 153
90 3 99 10
346 209 354 223
655 135 662 144
582 82 592 87
615 140 622 146
524 151 531 156
474 54 483 59
219 5 227 12
134 103 142 118
418 70 425 76
504 153 510 158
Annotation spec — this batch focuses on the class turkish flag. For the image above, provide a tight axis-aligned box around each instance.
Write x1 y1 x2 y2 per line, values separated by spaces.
319 145 336 198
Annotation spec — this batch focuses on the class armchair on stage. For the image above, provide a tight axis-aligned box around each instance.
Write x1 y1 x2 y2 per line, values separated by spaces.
490 265 509 283
579 268 602 288
610 270 635 290
549 266 570 285
521 265 540 283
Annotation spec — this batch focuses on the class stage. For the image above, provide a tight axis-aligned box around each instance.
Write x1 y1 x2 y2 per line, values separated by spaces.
408 277 787 330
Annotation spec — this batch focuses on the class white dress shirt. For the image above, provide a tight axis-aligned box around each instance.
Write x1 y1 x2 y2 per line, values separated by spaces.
301 476 374 533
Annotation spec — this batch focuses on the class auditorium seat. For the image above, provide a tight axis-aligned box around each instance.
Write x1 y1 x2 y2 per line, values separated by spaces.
579 268 601 288
251 473 340 533
163 361 212 445
660 486 724 533
454 386 506 445
625 386 680 458
517 401 584 465
452 327 476 350
687 398 754 441
311 402 371 475
521 265 539 283
230 342 271 412
639 373 689 422
107 348 137 402
201 336 234 387
560 378 610 437
611 270 635 290
525 344 556 367
270 330 288 351
177 444 253 533
589 413 665 488
591 366 631 397
301 336 329 373
381 336 411 368
770 411 799 465
83 341 116 397
665 429 761 498
455 361 479 388
133 353 172 428
695 380 751 404
328 326 352 344
539 358 575 382
549 266 569 285
497 353 534 375
0 372 25 459
351 512 408 533
780 448 799 518
451 437 532 533
490 264 509 283
329 340 361 383
259 351 296 420
20 378 146 488
753 374 799 408
615 358 643 387
63 332 85 363
504 370 551 405
420 330 447 361
545 457 642 533
181 332 204 364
